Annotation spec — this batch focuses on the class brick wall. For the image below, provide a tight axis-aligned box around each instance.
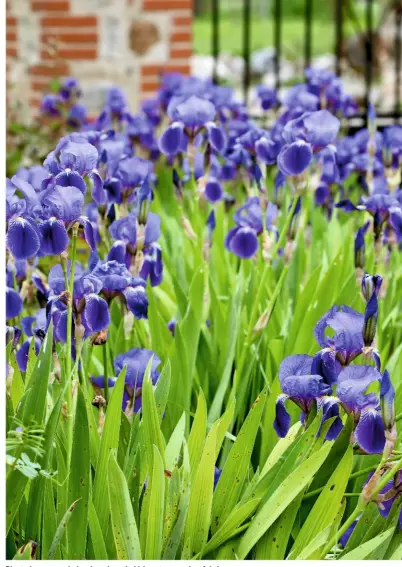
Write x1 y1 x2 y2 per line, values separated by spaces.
6 0 193 116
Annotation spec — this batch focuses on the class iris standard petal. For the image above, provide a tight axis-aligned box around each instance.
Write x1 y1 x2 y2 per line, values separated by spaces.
337 365 381 412
279 354 313 382
302 109 340 147
281 374 332 402
311 349 341 386
144 213 161 245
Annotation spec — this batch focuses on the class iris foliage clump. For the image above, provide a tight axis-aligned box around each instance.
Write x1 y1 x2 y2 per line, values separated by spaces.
5 71 402 560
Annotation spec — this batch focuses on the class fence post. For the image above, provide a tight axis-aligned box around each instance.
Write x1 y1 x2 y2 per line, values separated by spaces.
395 3 402 118
304 0 313 71
334 0 343 76
243 0 251 105
274 0 281 92
212 0 220 83
365 0 374 126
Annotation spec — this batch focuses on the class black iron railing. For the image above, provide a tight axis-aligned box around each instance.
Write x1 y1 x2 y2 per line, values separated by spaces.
209 0 402 126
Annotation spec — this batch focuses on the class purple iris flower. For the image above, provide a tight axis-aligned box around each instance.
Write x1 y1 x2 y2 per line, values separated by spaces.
47 263 110 342
336 365 385 454
139 244 163 287
104 156 152 205
15 165 49 192
277 140 313 177
159 94 226 155
38 185 96 254
16 337 42 372
40 94 61 117
214 467 222 490
6 287 23 320
354 222 370 269
59 77 81 102
364 471 402 528
273 354 333 438
336 193 402 245
108 210 162 287
68 103 88 128
6 325 21 350
225 197 278 260
277 110 340 178
256 85 278 110
282 110 340 148
6 217 41 261
42 134 105 205
203 178 223 203
90 260 148 319
314 305 365 367
91 347 161 413
380 369 395 432
282 84 319 112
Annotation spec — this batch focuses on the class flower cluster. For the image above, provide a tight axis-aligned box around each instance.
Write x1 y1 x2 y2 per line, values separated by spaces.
40 77 88 129
274 274 396 455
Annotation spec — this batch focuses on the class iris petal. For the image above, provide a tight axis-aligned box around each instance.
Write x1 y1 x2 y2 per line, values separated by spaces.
6 217 41 260
274 394 291 437
355 408 386 454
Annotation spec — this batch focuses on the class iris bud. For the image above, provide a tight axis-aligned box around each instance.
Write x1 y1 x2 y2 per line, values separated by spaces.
380 370 395 431
362 274 383 302
362 293 378 346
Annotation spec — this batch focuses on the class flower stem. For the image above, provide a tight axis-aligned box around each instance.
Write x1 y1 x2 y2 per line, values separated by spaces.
65 224 78 468
395 412 402 423
103 343 109 405
236 195 299 381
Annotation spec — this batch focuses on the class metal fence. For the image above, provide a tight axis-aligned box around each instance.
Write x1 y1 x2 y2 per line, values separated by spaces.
209 0 402 126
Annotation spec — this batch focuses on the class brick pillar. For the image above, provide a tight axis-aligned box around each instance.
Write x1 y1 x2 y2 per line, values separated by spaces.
6 0 193 116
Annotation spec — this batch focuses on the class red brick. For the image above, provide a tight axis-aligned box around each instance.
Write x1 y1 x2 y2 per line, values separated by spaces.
41 15 97 27
170 31 192 43
173 15 192 27
30 62 70 76
7 46 17 57
6 16 17 27
6 30 17 42
142 63 190 77
30 98 42 109
170 47 192 59
31 80 51 92
143 0 192 10
141 81 161 93
42 47 97 60
41 31 98 44
32 0 69 11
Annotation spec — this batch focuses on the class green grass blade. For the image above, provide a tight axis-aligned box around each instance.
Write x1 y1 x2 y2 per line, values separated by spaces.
93 367 125 533
67 387 90 559
144 446 165 559
108 452 141 560
238 443 332 558
46 499 81 560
